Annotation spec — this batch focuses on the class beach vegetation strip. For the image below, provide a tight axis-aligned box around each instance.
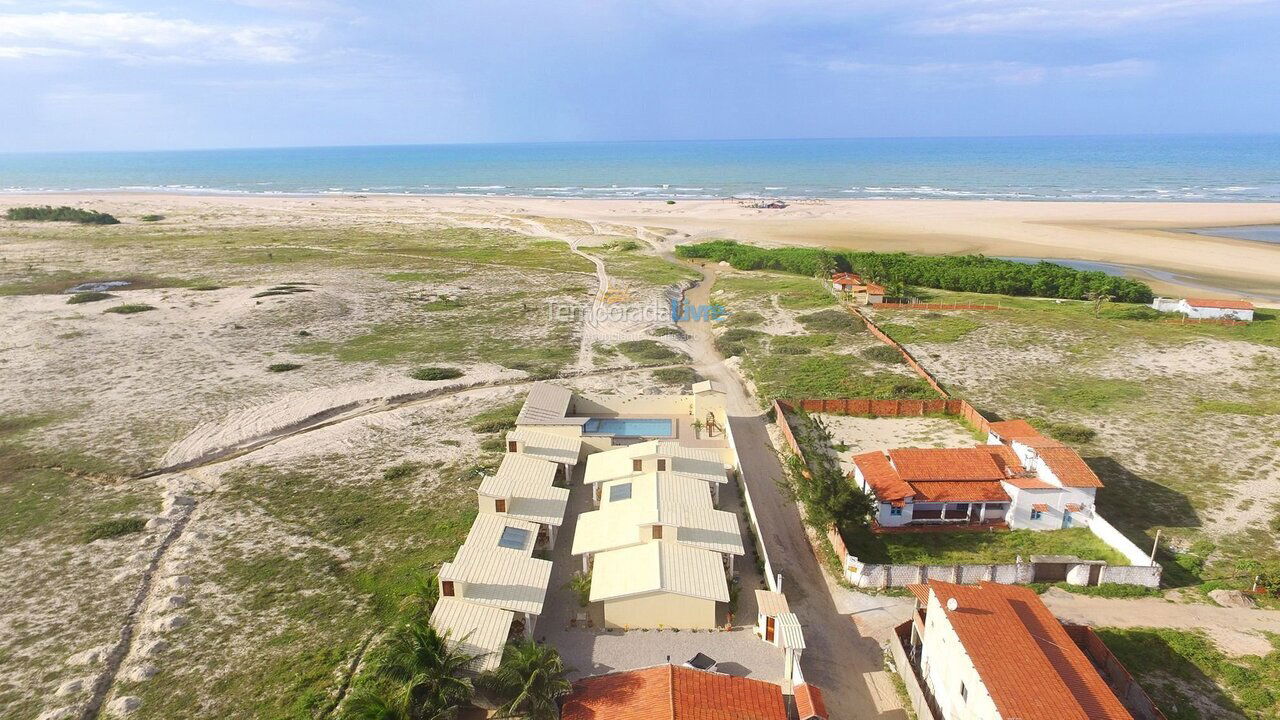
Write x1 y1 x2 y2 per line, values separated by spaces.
5 205 120 225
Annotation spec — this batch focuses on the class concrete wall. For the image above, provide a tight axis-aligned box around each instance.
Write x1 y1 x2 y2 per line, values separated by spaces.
573 393 694 417
1089 513 1154 566
920 592 1002 720
888 623 939 720
601 592 716 630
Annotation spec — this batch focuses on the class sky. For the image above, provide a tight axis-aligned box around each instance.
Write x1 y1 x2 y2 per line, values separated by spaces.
1 0 1279 151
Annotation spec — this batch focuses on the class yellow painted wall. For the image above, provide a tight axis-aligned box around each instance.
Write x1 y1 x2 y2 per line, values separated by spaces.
601 592 716 630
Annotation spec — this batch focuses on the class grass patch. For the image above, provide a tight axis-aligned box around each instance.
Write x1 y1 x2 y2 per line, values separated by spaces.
82 517 146 543
103 303 156 314
715 272 835 310
468 400 524 433
409 366 463 381
1096 628 1279 719
1194 398 1280 416
191 283 225 291
797 309 862 334
6 205 119 224
843 527 1128 565
1033 377 1146 412
1030 419 1097 443
66 291 113 304
725 310 765 327
746 353 936 401
614 340 689 365
585 239 699 286
1032 582 1159 598
381 462 421 482
139 214 165 222
877 314 980 344
252 285 313 298
714 328 766 358
861 345 905 364
268 363 303 373
651 366 702 388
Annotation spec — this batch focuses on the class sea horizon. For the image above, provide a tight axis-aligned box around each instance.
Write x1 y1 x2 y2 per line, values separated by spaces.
3 135 1280 202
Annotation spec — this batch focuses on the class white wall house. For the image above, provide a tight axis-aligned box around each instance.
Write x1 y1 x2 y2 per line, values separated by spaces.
1152 296 1255 321
900 580 1134 720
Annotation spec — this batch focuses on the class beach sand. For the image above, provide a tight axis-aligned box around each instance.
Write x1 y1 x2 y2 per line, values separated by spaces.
12 192 1280 301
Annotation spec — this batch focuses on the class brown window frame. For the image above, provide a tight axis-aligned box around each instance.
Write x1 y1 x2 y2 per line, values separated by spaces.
508 440 518 452
652 524 663 539
442 580 455 597
495 498 506 513
632 458 643 472
657 459 667 471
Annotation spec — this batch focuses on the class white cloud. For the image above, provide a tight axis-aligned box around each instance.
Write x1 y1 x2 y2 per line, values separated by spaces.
0 45 79 58
0 11 316 63
909 0 1271 34
821 57 1155 85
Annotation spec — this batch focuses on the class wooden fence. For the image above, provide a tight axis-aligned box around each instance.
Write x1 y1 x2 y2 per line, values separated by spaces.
876 302 1003 310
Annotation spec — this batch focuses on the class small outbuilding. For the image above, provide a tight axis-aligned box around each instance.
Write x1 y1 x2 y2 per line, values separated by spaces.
1152 296 1254 322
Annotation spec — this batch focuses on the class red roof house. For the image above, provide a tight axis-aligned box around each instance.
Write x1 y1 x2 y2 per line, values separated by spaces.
560 665 791 720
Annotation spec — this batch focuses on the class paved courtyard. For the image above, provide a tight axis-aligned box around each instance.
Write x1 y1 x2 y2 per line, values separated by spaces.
537 459 785 683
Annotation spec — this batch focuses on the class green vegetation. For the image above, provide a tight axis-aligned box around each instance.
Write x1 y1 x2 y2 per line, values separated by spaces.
747 353 936 400
770 334 836 355
1031 419 1097 443
81 516 146 543
381 462 421 482
677 239 1154 302
476 639 572 720
468 400 524 434
861 345 906 364
567 571 592 607
1033 377 1145 412
344 617 476 720
651 366 702 388
714 327 766 358
103 303 156 314
844 527 1128 565
268 363 303 372
191 283 225 291
139 214 165 222
1097 628 1280 719
1194 398 1280 416
779 411 874 542
581 238 698 286
724 310 765 327
878 314 980 344
6 205 120 225
614 339 689 365
715 272 835 310
1031 582 1159 598
409 367 464 381
797 309 862 334
66 291 113 304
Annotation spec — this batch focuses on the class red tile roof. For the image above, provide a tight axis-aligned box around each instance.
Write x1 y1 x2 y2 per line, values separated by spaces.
831 272 863 286
925 581 1133 719
909 481 1010 503
1009 437 1104 488
560 665 789 720
794 684 828 720
889 447 1009 482
987 419 1041 440
853 451 914 501
981 444 1026 476
905 583 931 605
862 283 886 295
1185 297 1254 310
1003 476 1058 490
1032 503 1050 511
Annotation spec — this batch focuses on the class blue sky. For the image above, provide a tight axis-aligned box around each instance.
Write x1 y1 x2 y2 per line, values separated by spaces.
1 0 1278 151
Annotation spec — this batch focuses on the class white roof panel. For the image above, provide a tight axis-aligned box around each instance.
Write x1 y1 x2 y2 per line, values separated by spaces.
590 542 729 603
429 597 513 673
508 428 583 466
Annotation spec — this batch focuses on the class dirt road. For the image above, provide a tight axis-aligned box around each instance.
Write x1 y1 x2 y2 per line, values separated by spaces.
676 261 907 719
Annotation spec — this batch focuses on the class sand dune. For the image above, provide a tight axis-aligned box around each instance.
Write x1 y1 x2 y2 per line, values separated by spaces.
12 192 1280 301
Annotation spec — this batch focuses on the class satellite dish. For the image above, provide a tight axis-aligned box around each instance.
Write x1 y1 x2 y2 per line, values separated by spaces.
946 597 959 611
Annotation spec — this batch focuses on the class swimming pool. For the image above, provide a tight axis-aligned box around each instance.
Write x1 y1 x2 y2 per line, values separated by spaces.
583 417 674 437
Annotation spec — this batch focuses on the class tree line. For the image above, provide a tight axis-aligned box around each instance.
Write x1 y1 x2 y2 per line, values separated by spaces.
5 205 120 225
675 239 1154 303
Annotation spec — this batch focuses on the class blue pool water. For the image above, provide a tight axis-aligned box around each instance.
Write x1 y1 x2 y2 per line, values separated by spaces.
583 417 674 437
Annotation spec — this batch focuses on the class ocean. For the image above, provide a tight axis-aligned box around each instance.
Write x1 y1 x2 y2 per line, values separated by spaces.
2 135 1279 201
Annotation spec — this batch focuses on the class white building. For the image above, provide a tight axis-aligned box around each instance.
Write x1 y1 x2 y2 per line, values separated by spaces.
582 439 730 505
898 580 1134 720
438 514 552 636
477 453 569 549
852 418 1102 531
1152 296 1254 322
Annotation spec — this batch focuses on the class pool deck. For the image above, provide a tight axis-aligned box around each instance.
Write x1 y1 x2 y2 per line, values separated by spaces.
571 413 729 449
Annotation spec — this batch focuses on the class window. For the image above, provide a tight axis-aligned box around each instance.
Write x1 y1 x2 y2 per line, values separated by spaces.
498 526 531 550
889 505 903 516
657 459 667 471
609 482 633 502
494 498 506 513
442 580 455 597
632 458 643 472
960 682 967 702
507 440 518 452
1030 508 1043 520
652 525 663 539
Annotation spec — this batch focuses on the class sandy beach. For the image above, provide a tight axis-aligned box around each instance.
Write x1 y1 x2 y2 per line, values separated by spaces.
10 192 1280 301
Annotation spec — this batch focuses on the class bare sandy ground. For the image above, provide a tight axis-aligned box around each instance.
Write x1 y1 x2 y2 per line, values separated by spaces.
12 192 1280 301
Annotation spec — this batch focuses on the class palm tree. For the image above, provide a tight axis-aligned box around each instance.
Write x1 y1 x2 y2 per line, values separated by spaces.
478 639 572 720
345 619 477 720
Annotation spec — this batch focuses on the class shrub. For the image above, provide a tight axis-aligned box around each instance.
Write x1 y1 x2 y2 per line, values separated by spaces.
651 326 683 337
615 340 688 365
1104 305 1161 321
713 328 764 358
267 363 302 372
103 304 156 314
676 239 1154 303
469 401 523 433
797 309 861 334
725 310 765 327
67 291 113 304
861 345 905 364
410 366 464 381
382 461 420 482
567 571 592 607
139 214 165 222
191 283 224 291
6 205 120 225
1034 420 1097 443
479 436 506 453
252 286 312 298
82 517 146 543
604 239 640 251
652 366 701 387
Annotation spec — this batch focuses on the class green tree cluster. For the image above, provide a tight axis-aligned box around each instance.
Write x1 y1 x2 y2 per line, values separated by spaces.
676 240 1153 303
5 205 120 224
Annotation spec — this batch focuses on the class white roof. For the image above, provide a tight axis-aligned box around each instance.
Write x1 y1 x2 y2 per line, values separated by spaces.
478 454 569 527
508 428 582 466
692 380 725 395
582 441 727 485
571 473 743 556
775 612 806 650
440 514 552 615
755 589 790 616
429 597 513 673
589 542 730 603
516 382 586 426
